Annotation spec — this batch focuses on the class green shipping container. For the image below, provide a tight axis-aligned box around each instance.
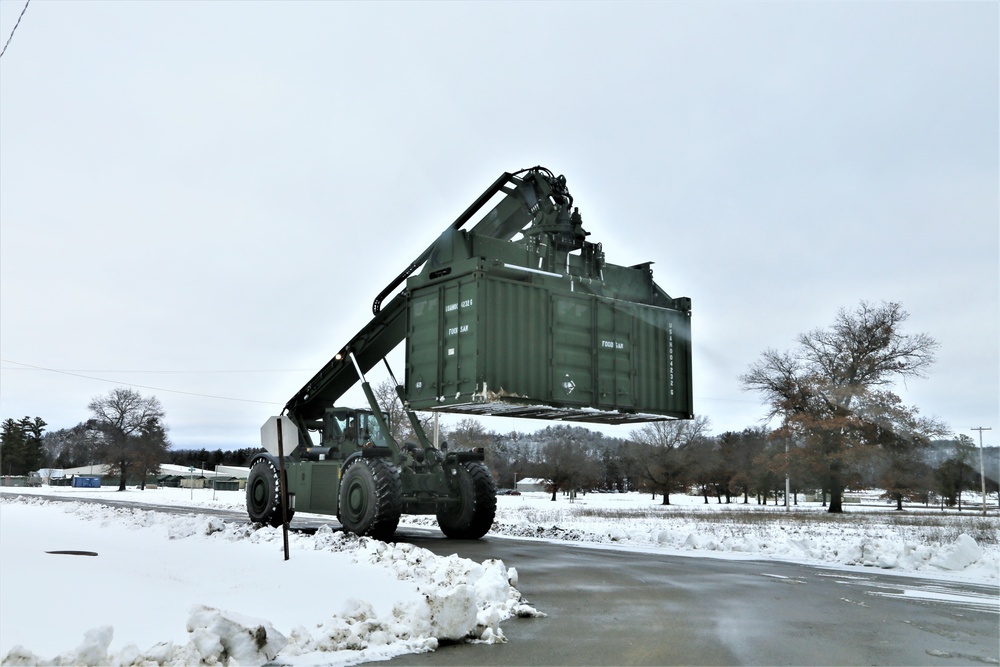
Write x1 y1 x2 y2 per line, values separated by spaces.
405 266 692 424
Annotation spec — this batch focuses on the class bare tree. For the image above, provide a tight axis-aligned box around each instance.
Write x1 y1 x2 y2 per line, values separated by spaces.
372 378 434 444
532 426 602 500
684 434 725 503
487 431 522 489
718 428 771 503
934 435 979 510
132 418 169 490
373 379 408 439
741 301 938 513
89 388 167 490
628 415 710 505
857 390 946 509
446 418 493 449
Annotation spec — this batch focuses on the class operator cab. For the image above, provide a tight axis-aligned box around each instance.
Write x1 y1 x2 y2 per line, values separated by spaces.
322 408 387 452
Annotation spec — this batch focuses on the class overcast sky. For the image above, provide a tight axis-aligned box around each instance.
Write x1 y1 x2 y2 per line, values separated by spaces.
1 1 996 452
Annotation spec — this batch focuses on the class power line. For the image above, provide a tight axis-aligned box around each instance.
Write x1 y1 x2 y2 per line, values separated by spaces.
1 366 309 374
0 0 31 59
1 358 282 405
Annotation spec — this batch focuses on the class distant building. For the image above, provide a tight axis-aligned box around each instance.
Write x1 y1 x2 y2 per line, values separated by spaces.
156 464 250 490
36 463 251 489
515 477 547 493
60 464 111 477
36 469 66 484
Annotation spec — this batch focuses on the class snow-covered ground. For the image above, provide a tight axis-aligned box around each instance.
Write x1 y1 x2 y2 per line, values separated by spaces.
1 485 997 666
482 490 999 581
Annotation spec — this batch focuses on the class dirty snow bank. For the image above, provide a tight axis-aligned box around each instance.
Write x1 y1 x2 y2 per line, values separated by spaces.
465 493 1000 582
0 496 541 666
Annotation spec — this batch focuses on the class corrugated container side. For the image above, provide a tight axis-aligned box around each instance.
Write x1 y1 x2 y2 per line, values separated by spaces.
632 306 692 415
405 271 692 420
406 288 440 404
551 294 594 406
483 277 550 401
593 299 634 411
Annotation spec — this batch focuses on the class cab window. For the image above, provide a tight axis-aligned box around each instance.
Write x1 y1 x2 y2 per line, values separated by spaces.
361 414 385 445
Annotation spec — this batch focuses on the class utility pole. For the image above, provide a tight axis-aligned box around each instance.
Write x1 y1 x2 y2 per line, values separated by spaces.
784 439 790 512
971 427 991 516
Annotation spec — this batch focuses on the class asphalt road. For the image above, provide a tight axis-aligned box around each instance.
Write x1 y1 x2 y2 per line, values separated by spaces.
9 494 998 665
369 527 999 667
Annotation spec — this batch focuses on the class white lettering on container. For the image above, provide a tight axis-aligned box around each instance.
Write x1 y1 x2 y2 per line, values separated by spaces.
668 323 675 394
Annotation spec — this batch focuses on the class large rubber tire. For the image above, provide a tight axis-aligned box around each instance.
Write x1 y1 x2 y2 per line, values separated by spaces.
338 458 402 541
437 461 497 539
246 458 294 527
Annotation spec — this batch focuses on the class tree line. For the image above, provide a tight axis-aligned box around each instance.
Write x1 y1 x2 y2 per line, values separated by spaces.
433 417 996 510
1 386 258 482
5 399 993 512
2 388 170 491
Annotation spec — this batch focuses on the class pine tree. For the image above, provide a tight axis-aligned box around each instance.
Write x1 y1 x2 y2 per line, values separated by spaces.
0 416 47 476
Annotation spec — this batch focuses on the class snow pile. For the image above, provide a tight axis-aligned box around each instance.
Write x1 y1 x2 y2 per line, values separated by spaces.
467 494 999 582
928 534 985 571
0 496 541 666
282 525 541 660
4 608 288 667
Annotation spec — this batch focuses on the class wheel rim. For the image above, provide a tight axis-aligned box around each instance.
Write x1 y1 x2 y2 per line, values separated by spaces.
345 478 368 522
251 479 266 508
249 475 269 514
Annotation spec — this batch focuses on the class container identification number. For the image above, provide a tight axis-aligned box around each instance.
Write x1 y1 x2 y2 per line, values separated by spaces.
668 322 674 396
445 299 474 312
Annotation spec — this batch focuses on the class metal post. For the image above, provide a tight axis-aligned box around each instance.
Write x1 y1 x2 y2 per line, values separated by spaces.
971 427 991 516
277 418 290 561
785 440 790 512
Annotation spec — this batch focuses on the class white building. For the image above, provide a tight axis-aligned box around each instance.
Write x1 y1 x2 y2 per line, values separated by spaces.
515 477 547 493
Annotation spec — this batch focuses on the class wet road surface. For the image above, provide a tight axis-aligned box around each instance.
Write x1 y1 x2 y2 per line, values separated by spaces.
370 527 999 666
